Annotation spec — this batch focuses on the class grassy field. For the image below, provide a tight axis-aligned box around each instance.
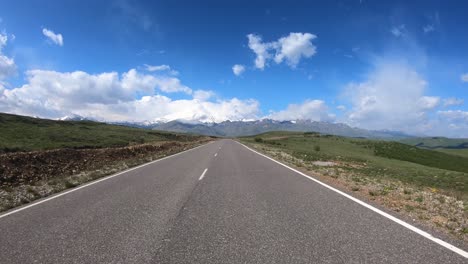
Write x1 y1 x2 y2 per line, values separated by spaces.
241 131 468 200
436 148 468 158
400 137 468 149
0 113 201 152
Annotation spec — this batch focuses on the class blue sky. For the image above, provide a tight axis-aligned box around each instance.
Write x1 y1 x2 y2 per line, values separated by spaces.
0 0 467 137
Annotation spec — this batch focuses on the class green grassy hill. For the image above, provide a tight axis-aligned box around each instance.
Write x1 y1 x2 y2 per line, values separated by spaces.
0 113 202 152
242 132 468 198
435 149 468 158
399 137 468 149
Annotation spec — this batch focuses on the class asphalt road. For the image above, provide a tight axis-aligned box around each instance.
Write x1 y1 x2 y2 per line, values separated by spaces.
0 139 466 263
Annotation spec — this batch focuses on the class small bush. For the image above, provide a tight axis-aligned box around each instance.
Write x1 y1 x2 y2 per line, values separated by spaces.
64 180 78 188
404 205 415 212
415 196 424 203
254 137 263 143
26 186 40 197
314 145 321 152
304 132 320 137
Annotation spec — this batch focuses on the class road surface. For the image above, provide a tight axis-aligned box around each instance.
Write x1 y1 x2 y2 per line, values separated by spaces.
0 139 466 263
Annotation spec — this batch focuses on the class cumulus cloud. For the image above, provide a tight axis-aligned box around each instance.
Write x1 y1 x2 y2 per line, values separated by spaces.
232 64 245 76
152 76 192 94
443 97 464 107
247 34 271 70
267 99 334 122
0 32 16 81
273 33 317 67
193 90 215 101
79 95 260 123
42 28 63 46
0 68 260 123
344 60 440 133
461 73 468 82
247 32 317 69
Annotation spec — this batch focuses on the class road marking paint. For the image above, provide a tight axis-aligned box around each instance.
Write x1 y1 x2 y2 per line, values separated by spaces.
0 141 215 220
199 168 208 181
237 141 468 259
219 147 221 150
214 153 218 157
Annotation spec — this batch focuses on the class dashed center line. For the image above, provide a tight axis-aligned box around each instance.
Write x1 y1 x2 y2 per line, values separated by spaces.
198 168 208 181
214 153 218 157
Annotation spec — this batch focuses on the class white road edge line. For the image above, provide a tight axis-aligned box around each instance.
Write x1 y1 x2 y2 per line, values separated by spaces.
236 141 468 259
199 168 208 181
0 141 214 220
214 153 218 157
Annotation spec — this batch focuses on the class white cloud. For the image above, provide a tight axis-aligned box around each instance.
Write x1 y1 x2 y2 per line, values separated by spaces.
114 0 154 31
418 96 440 110
0 33 7 49
273 33 317 67
438 110 468 122
423 12 440 34
0 68 260 123
144 64 178 75
443 97 464 107
336 105 346 111
145 64 169 71
0 32 16 81
432 110 468 137
193 90 215 101
232 64 245 76
138 97 260 123
423 24 434 33
267 99 334 122
247 34 272 70
247 32 317 69
153 76 192 94
42 28 63 46
390 25 406 37
461 73 468 82
344 60 440 133
0 54 15 81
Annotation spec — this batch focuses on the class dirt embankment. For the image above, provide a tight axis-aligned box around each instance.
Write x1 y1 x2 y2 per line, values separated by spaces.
1 141 204 187
0 139 211 211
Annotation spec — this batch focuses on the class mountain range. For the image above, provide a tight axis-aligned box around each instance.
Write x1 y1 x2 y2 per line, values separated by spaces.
57 114 414 138
112 119 413 139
